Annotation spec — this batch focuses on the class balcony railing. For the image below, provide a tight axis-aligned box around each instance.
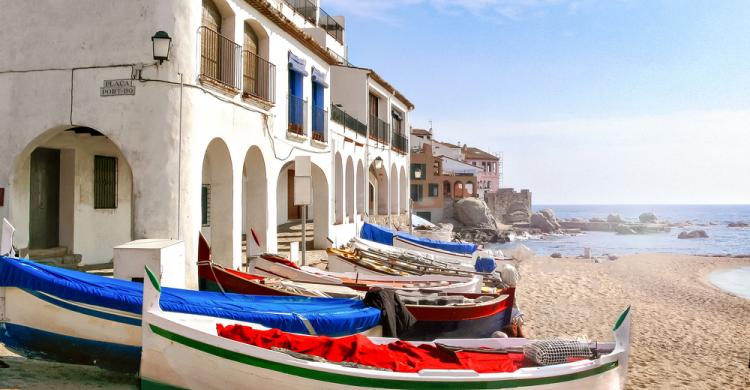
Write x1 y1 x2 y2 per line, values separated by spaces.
391 131 408 154
288 95 307 135
318 8 344 44
331 105 367 137
312 106 327 143
242 51 276 103
284 0 317 25
369 115 390 144
199 26 241 91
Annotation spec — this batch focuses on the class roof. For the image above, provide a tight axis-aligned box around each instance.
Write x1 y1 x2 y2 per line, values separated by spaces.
333 65 415 110
464 146 499 161
247 0 339 65
411 128 431 136
435 141 460 149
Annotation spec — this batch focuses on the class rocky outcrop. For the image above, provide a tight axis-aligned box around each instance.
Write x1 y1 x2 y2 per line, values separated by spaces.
678 230 708 239
550 252 562 258
639 212 658 223
453 197 498 229
728 221 748 227
590 217 605 223
607 214 624 223
530 209 561 233
504 201 532 224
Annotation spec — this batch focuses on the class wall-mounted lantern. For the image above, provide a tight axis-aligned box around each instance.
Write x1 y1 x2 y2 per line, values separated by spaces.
373 157 383 170
151 31 172 64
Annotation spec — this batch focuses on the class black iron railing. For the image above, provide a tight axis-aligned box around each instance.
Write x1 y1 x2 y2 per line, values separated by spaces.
318 8 344 44
369 115 390 144
242 51 276 103
288 95 306 135
284 0 317 24
312 106 327 142
391 131 408 154
199 26 241 90
331 105 367 136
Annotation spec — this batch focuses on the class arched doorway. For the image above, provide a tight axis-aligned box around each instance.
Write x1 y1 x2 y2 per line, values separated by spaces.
11 126 133 265
276 160 330 250
389 164 398 216
356 160 365 218
334 152 344 224
201 138 234 268
345 157 354 221
368 159 388 216
243 146 268 254
443 180 452 198
454 182 464 198
465 181 475 197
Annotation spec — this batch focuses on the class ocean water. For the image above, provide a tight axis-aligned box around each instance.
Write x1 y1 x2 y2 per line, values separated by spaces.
490 204 750 257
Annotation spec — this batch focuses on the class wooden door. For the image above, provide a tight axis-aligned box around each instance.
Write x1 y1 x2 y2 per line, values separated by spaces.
29 148 60 249
287 170 300 219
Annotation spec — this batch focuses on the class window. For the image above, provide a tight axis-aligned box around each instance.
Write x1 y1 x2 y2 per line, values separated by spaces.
410 184 423 202
201 184 211 226
410 163 426 180
416 211 432 222
428 184 439 197
392 109 403 134
94 156 117 209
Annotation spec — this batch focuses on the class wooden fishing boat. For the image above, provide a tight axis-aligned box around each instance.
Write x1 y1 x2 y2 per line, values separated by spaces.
141 266 632 390
0 256 381 372
247 255 484 293
199 261 514 340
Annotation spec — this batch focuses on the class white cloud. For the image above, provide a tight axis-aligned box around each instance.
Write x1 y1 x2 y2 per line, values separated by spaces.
322 0 598 21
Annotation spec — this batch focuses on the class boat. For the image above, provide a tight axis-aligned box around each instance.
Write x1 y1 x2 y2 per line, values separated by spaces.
199 260 514 340
247 254 484 293
141 266 632 390
0 256 381 372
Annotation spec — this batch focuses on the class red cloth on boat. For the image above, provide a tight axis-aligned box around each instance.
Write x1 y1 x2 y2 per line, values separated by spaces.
217 324 524 373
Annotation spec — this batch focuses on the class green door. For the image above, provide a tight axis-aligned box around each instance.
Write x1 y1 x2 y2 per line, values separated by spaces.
29 148 60 249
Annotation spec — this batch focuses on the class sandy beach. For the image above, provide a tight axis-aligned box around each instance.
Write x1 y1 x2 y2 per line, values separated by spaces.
1 253 749 389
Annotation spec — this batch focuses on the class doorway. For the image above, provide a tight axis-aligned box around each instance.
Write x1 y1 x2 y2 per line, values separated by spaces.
29 148 60 249
287 169 300 219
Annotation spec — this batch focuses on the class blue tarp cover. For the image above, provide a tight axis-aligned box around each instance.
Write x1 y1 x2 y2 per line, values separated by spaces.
396 232 478 255
360 223 394 245
0 257 380 336
360 223 478 255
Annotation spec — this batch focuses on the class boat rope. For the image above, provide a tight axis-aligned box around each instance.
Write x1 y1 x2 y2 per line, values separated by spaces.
294 313 318 336
206 261 227 295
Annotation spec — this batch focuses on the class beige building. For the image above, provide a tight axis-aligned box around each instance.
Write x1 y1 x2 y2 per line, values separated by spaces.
409 129 477 222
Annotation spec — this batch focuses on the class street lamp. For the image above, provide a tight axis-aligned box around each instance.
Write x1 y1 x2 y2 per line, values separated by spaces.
151 31 172 64
373 156 383 170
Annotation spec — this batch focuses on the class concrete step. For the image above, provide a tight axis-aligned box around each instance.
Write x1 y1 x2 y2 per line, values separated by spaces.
28 247 69 259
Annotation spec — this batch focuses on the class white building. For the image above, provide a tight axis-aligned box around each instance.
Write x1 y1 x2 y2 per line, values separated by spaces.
0 0 412 288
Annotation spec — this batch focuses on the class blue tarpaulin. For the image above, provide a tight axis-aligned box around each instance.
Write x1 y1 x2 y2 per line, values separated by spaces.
360 223 478 255
360 223 395 245
0 257 380 336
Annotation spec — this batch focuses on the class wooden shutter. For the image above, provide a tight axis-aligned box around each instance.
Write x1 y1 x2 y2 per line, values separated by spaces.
201 185 211 226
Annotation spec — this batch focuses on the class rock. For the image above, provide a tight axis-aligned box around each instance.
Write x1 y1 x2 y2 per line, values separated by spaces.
589 217 605 223
728 221 749 228
504 201 531 224
607 254 619 261
615 225 638 235
678 230 708 239
539 208 557 221
550 252 562 258
607 214 623 223
530 213 561 233
639 212 657 223
453 197 498 229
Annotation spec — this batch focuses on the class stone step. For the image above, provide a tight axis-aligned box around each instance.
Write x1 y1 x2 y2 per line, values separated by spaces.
27 247 69 259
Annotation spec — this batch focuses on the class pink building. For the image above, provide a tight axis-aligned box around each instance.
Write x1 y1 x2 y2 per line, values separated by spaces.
462 146 500 199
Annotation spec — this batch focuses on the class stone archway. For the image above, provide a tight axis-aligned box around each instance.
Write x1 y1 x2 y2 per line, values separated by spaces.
334 152 344 224
368 159 388 216
345 157 354 221
10 126 134 265
201 138 234 268
275 160 330 249
399 166 408 213
242 146 268 253
390 164 399 216
356 160 365 217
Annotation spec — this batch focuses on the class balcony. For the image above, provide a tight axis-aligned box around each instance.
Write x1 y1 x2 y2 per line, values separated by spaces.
331 105 367 137
312 105 327 143
199 26 241 91
391 131 408 154
369 115 390 145
288 95 307 136
318 8 344 44
242 51 276 104
284 0 317 25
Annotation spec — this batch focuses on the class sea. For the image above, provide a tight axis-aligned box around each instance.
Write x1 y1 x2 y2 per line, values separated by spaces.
488 204 750 298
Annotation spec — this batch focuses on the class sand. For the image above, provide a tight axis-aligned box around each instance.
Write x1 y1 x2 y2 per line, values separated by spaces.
516 253 750 389
1 253 748 389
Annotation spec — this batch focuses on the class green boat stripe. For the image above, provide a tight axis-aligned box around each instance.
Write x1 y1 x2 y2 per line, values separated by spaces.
141 377 187 390
613 306 630 331
149 324 620 389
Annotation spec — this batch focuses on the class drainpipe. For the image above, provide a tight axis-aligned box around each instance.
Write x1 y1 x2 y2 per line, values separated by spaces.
364 73 370 224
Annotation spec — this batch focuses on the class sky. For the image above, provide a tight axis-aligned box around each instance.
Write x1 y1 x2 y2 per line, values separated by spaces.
322 0 750 204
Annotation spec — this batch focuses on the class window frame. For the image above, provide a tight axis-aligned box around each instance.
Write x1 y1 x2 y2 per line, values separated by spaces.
94 155 118 209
